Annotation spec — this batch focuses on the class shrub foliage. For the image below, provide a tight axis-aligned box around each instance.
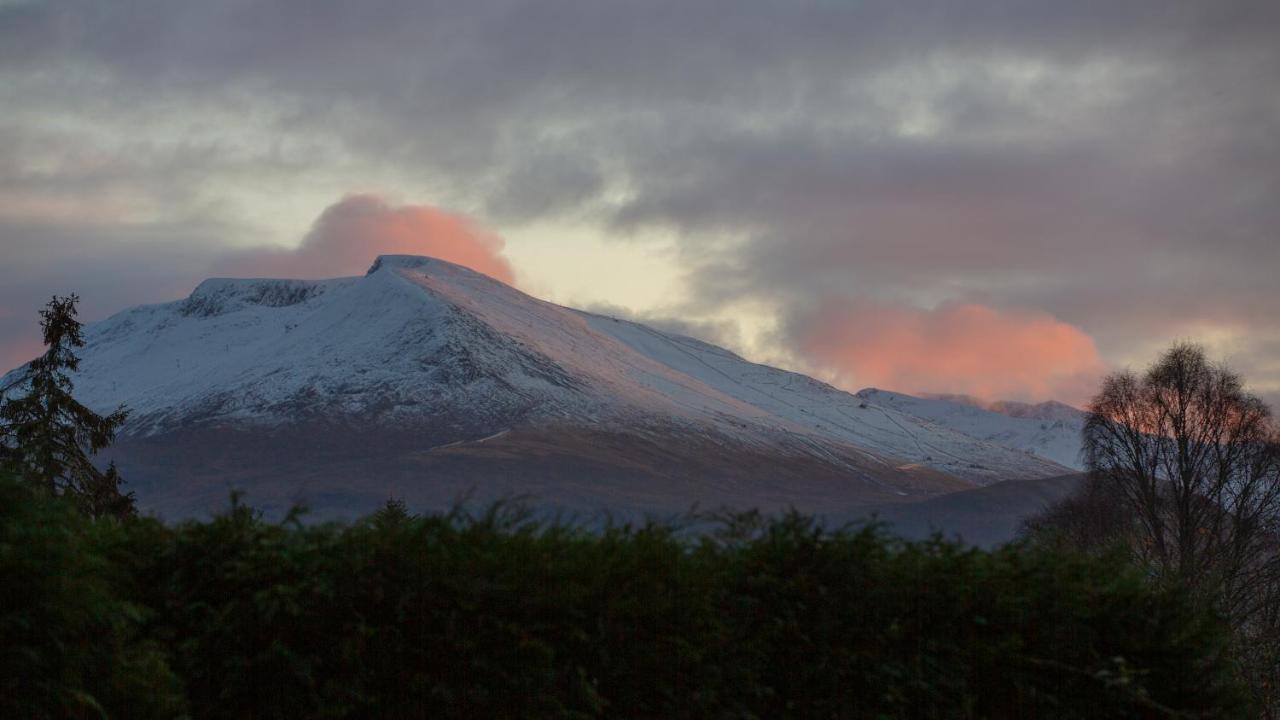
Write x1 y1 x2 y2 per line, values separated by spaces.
1 479 1252 718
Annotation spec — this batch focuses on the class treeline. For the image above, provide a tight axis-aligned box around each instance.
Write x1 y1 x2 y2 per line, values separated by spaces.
1 479 1251 719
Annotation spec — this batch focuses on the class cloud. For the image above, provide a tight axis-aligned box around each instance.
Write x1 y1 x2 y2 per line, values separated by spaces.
790 299 1107 404
485 151 604 222
2 0 1279 399
221 195 516 283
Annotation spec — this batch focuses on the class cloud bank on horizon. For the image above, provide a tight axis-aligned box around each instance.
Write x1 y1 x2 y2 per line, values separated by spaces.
1 0 1278 406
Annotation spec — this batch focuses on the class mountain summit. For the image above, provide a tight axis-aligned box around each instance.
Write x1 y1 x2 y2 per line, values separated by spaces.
3 256 1075 518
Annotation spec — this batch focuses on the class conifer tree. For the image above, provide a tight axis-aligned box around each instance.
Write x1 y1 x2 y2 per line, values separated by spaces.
0 295 134 517
370 497 413 527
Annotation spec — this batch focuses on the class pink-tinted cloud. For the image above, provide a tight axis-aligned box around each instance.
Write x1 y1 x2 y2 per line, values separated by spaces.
793 299 1108 404
223 194 516 283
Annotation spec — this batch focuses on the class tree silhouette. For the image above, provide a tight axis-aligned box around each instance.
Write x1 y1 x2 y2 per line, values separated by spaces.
0 294 134 518
1082 343 1280 612
1025 342 1280 710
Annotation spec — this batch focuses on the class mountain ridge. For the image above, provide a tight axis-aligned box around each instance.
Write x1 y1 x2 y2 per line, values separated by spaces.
2 255 1080 519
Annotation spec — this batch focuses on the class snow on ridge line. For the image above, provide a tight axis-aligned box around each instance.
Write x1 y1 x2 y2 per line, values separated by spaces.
367 255 433 275
179 278 337 317
367 254 493 278
853 388 1085 470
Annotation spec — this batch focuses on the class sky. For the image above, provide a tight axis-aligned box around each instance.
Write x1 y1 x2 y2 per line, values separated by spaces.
1 0 1278 408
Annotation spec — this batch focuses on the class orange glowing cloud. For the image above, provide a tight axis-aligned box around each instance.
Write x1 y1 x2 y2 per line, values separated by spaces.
226 194 516 283
794 299 1107 404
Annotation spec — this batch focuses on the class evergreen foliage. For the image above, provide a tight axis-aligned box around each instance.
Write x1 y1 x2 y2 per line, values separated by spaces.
0 476 184 719
0 295 133 518
0 479 1252 718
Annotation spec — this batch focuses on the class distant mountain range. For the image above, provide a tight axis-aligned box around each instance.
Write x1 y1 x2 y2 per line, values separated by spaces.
1 255 1088 539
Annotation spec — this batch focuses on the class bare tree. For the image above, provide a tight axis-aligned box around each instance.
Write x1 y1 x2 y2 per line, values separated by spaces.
1059 342 1280 712
1083 343 1280 618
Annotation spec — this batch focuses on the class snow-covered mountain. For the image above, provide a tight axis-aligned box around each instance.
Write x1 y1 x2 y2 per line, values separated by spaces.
857 389 1086 470
924 393 1087 424
1 255 1079 518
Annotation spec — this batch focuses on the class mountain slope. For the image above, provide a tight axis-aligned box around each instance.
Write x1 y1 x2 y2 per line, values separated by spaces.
856 389 1086 470
2 255 1073 518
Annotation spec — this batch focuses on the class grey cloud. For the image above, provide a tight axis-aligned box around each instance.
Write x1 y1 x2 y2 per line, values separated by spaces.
0 219 230 369
485 151 604 222
1 0 1279 398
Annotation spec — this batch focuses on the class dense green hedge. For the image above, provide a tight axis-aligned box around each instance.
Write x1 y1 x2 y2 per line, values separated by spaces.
0 478 184 719
0 479 1252 718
